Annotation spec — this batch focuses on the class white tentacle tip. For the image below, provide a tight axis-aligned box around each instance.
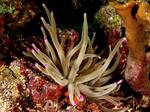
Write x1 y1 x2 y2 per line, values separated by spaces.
44 63 49 67
40 17 44 21
117 79 123 85
35 62 38 65
72 101 76 106
31 49 35 53
79 95 84 101
42 3 46 8
40 26 44 30
122 37 127 43
84 13 87 20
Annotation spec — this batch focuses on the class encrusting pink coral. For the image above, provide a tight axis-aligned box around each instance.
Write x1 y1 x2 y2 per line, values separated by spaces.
109 0 150 96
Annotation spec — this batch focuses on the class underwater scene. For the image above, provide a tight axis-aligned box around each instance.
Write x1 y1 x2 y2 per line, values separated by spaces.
0 0 150 111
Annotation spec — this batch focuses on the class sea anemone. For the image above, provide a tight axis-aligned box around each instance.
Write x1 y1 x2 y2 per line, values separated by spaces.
24 3 125 109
